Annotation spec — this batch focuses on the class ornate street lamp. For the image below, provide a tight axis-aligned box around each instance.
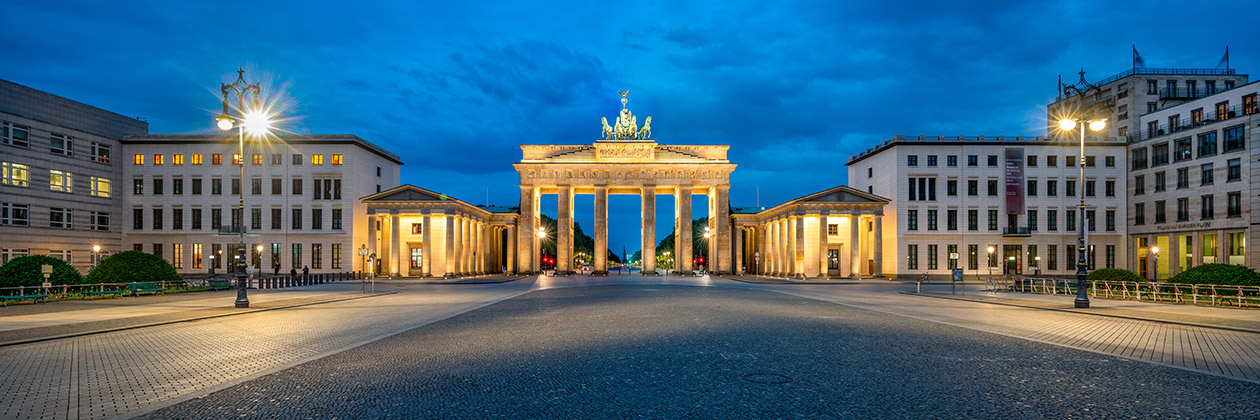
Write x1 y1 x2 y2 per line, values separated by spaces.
1058 117 1107 308
216 68 273 309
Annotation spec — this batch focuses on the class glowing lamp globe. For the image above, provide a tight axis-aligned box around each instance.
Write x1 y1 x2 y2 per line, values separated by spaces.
1058 119 1076 131
216 117 234 131
1089 119 1107 132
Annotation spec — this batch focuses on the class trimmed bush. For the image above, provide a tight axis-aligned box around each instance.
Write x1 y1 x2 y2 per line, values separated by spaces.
0 255 84 287
1086 268 1141 283
1169 264 1260 286
86 251 180 284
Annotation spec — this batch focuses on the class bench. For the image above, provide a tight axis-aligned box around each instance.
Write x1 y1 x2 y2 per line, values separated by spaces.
128 282 165 296
206 279 234 290
1 294 49 306
83 289 127 299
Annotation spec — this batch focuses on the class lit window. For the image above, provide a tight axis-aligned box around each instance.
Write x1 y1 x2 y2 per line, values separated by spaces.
2 162 30 187
133 154 144 165
91 176 111 197
173 154 184 165
91 142 111 164
233 154 242 165
191 154 203 165
2 121 31 147
212 154 222 165
331 154 343 165
49 170 73 193
153 154 164 165
312 154 324 165
50 133 72 156
252 154 263 165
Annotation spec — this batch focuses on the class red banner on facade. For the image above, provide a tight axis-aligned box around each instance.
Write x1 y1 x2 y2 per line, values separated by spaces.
1005 148 1025 214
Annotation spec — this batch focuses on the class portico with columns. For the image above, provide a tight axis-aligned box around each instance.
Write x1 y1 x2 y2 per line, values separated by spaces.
362 185 518 278
732 186 889 278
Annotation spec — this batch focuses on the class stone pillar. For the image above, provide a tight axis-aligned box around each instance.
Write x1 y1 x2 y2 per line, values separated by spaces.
594 185 608 274
714 185 732 274
454 215 464 275
389 211 401 277
734 227 744 275
641 186 656 275
817 213 829 278
445 213 456 277
517 186 535 274
794 214 806 277
850 215 860 278
1169 233 1180 277
873 215 883 277
422 211 433 277
367 213 377 275
506 226 517 274
557 185 573 274
707 188 717 273
676 187 693 273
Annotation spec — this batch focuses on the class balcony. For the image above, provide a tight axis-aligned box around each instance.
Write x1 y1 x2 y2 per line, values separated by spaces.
1003 226 1032 237
1159 88 1209 101
217 226 247 236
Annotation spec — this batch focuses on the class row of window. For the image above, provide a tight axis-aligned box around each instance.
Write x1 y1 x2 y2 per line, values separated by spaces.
1146 94 1257 139
906 208 1117 232
1145 78 1235 96
1133 159 1241 195
1 121 115 164
1133 125 1246 169
907 177 1116 201
905 243 1115 271
1 162 113 197
131 207 344 231
133 153 343 166
130 176 342 199
1 203 110 230
1133 192 1242 225
130 242 343 270
903 154 1115 169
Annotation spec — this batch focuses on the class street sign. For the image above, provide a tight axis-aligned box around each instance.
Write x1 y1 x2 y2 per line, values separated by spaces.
949 252 959 260
951 268 963 282
755 251 760 258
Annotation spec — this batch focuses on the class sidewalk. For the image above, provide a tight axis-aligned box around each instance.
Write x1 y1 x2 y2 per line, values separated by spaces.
0 282 388 346
724 274 898 285
914 282 1260 332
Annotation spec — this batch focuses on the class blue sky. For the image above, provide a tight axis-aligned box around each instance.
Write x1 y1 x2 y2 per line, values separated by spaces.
4 0 1257 256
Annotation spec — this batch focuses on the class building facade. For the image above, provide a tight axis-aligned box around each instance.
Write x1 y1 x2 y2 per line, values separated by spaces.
1128 81 1260 279
846 135 1129 280
732 186 889 278
120 134 401 275
1 79 149 270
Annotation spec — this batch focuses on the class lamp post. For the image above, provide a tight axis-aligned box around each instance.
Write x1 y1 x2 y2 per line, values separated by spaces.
536 227 547 274
1034 256 1042 276
1059 117 1107 308
986 245 995 276
1150 246 1160 281
92 245 100 267
216 68 273 309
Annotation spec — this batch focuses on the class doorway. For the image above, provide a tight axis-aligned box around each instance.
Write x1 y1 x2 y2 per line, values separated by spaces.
1002 245 1021 275
827 247 842 276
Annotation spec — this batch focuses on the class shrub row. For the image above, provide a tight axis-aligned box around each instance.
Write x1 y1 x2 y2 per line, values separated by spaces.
0 251 179 288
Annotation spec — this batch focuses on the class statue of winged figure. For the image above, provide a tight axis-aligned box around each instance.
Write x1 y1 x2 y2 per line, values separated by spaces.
601 91 652 140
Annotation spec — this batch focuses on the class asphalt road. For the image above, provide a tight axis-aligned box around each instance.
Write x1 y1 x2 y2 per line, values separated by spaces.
139 284 1259 419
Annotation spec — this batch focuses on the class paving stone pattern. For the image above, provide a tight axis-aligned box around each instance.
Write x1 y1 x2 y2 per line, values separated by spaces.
139 285 1259 419
0 286 529 420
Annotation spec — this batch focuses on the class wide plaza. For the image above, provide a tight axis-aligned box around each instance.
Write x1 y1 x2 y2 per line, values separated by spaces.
0 275 1257 419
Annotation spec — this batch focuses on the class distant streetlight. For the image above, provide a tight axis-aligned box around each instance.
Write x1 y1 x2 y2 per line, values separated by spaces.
1059 116 1106 308
1150 246 1160 281
92 245 101 267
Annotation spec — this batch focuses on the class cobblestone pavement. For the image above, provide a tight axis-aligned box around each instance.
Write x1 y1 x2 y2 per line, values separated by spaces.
4 274 1260 419
139 285 1259 419
0 279 535 420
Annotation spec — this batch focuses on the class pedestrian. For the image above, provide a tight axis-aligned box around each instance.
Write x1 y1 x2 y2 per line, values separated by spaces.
303 266 309 276
290 267 297 277
274 263 280 276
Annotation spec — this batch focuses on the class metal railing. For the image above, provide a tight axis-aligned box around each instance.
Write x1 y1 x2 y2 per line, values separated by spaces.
989 277 1260 308
1138 104 1252 141
0 271 361 303
1092 67 1237 88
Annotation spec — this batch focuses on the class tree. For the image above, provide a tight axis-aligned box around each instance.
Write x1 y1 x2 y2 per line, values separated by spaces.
655 217 711 263
0 255 83 287
86 251 181 284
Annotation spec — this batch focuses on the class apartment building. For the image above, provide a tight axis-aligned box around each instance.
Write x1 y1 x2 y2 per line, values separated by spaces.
0 79 149 270
120 134 402 275
1128 81 1260 279
846 135 1128 280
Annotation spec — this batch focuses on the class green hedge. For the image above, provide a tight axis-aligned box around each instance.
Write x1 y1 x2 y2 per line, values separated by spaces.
86 251 180 284
1169 264 1260 286
1086 268 1141 283
0 255 84 287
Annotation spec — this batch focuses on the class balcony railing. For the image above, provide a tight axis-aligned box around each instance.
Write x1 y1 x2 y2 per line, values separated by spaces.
217 226 247 235
1139 105 1252 141
1159 88 1210 100
1002 226 1032 237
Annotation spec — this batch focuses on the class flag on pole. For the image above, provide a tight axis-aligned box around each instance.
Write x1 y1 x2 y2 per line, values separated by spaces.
1216 46 1229 69
1133 45 1146 68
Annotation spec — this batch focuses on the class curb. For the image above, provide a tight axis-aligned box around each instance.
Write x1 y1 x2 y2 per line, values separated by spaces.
905 291 1260 335
0 291 397 348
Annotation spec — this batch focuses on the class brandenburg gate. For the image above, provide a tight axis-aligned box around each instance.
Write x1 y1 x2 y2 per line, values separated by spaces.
514 92 737 275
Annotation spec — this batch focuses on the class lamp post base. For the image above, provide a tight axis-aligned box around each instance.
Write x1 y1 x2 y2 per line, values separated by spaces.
1074 298 1090 309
